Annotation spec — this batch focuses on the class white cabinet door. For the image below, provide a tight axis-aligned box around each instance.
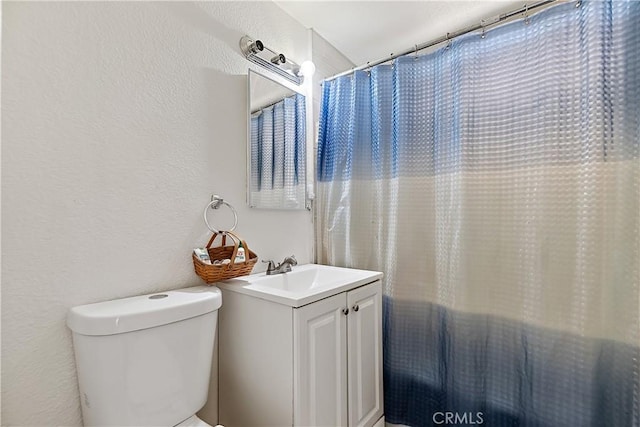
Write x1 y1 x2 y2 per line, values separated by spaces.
294 293 348 427
347 281 383 427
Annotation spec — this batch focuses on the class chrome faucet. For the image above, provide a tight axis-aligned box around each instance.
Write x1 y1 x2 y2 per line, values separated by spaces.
263 255 298 275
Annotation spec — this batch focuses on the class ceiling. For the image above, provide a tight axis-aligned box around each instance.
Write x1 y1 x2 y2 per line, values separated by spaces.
275 1 523 66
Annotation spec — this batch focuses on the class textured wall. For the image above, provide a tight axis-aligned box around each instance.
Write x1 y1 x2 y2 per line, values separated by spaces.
1 2 313 425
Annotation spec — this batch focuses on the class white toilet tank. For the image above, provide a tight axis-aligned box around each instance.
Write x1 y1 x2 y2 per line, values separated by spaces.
67 286 222 426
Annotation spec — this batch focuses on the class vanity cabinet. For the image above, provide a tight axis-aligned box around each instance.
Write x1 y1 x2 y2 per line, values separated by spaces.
218 279 383 427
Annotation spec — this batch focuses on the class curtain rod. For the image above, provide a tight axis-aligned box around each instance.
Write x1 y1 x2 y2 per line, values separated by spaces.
325 0 567 82
251 93 298 114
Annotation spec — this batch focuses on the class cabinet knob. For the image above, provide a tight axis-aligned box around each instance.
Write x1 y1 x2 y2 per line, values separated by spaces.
342 307 349 315
353 304 359 312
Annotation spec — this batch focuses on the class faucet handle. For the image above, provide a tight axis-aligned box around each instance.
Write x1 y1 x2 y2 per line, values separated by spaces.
262 259 276 270
283 255 297 266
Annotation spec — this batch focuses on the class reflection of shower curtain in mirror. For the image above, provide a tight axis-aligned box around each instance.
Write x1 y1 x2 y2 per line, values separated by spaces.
317 1 638 426
250 94 306 209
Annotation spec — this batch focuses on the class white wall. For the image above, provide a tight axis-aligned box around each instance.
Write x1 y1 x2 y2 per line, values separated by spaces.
1 2 314 425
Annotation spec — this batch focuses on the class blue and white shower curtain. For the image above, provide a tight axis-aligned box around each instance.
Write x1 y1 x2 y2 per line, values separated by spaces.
317 1 639 426
250 93 306 209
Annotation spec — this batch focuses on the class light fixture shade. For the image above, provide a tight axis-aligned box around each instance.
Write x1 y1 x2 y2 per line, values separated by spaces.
240 36 264 56
299 60 316 77
271 53 286 65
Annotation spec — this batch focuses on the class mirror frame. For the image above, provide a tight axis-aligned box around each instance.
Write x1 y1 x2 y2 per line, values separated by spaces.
247 68 311 210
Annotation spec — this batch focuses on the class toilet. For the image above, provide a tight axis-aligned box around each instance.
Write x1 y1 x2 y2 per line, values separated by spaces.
67 286 222 426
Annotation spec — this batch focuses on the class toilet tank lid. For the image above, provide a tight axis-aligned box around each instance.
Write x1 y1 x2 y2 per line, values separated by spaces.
67 286 222 336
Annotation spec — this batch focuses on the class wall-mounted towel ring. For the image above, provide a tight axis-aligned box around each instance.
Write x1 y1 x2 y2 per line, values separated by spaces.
203 195 238 234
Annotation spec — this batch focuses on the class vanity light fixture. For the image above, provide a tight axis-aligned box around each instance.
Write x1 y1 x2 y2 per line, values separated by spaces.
240 35 312 85
271 53 286 65
299 60 316 77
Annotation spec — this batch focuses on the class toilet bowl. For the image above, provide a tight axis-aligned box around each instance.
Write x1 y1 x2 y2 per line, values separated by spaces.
67 286 222 426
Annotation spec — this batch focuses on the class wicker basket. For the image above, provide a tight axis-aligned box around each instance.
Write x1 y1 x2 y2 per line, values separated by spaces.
193 231 257 283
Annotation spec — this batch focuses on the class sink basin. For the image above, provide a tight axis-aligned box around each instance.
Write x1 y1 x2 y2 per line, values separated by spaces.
218 264 382 307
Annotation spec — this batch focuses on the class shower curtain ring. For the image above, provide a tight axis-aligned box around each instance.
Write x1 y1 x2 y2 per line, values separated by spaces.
481 27 486 39
524 4 531 25
445 33 451 50
414 44 419 58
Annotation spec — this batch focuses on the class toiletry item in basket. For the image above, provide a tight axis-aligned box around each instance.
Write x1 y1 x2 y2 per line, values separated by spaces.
194 248 212 264
234 242 246 263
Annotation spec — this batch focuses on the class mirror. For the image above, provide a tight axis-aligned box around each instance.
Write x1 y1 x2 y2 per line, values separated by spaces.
248 70 307 210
